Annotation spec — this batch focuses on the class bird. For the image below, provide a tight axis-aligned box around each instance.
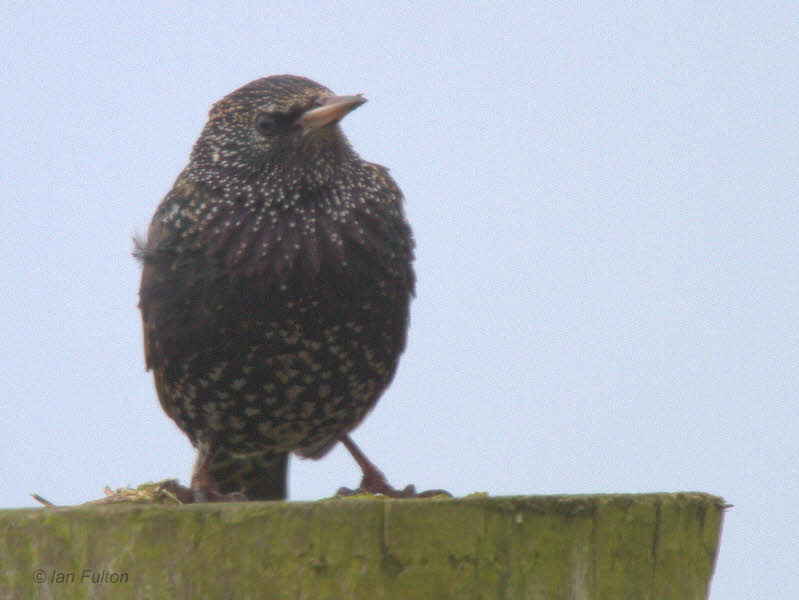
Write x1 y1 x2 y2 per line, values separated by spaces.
136 75 417 501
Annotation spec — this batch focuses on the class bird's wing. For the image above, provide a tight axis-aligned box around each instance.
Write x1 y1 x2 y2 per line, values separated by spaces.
136 215 173 371
135 178 201 372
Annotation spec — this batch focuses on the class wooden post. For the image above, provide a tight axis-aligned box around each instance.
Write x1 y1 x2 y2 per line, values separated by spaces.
0 492 725 599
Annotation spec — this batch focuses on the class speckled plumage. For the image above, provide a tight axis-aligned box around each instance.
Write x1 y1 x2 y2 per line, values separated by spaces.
136 75 414 500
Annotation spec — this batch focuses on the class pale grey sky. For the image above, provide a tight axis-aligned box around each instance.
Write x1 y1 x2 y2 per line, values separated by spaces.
2 3 797 598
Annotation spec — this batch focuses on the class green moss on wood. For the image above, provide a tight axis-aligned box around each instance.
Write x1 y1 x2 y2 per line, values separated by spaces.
0 492 725 600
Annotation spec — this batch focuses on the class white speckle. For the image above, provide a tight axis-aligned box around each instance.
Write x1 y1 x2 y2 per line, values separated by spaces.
286 384 304 402
209 362 228 381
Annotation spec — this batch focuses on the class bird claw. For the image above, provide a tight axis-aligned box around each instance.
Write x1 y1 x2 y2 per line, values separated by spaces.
199 490 249 503
158 479 248 503
336 475 451 499
157 480 195 503
336 434 452 498
336 483 452 498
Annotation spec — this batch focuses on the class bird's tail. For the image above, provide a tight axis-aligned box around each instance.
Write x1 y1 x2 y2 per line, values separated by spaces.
203 449 289 500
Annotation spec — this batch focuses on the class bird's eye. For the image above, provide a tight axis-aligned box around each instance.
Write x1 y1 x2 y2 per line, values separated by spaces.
255 112 279 136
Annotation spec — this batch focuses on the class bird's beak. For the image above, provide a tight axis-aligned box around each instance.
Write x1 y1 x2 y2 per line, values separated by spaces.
300 94 366 134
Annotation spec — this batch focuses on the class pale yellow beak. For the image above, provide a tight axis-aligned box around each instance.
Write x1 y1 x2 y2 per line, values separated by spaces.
299 94 366 133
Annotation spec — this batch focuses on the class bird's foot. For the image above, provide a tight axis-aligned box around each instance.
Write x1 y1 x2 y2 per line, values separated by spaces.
158 479 248 504
336 481 451 499
193 488 249 503
157 479 195 503
337 435 451 498
176 444 252 502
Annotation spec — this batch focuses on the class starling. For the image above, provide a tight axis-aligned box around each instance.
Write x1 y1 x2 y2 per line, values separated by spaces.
136 75 416 501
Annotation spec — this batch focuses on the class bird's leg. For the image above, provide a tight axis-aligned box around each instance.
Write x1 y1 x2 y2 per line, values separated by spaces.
158 446 248 503
191 446 249 502
189 447 222 501
339 435 414 496
337 435 451 498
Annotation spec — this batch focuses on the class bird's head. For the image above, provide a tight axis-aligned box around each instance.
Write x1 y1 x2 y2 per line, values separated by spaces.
190 75 366 186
